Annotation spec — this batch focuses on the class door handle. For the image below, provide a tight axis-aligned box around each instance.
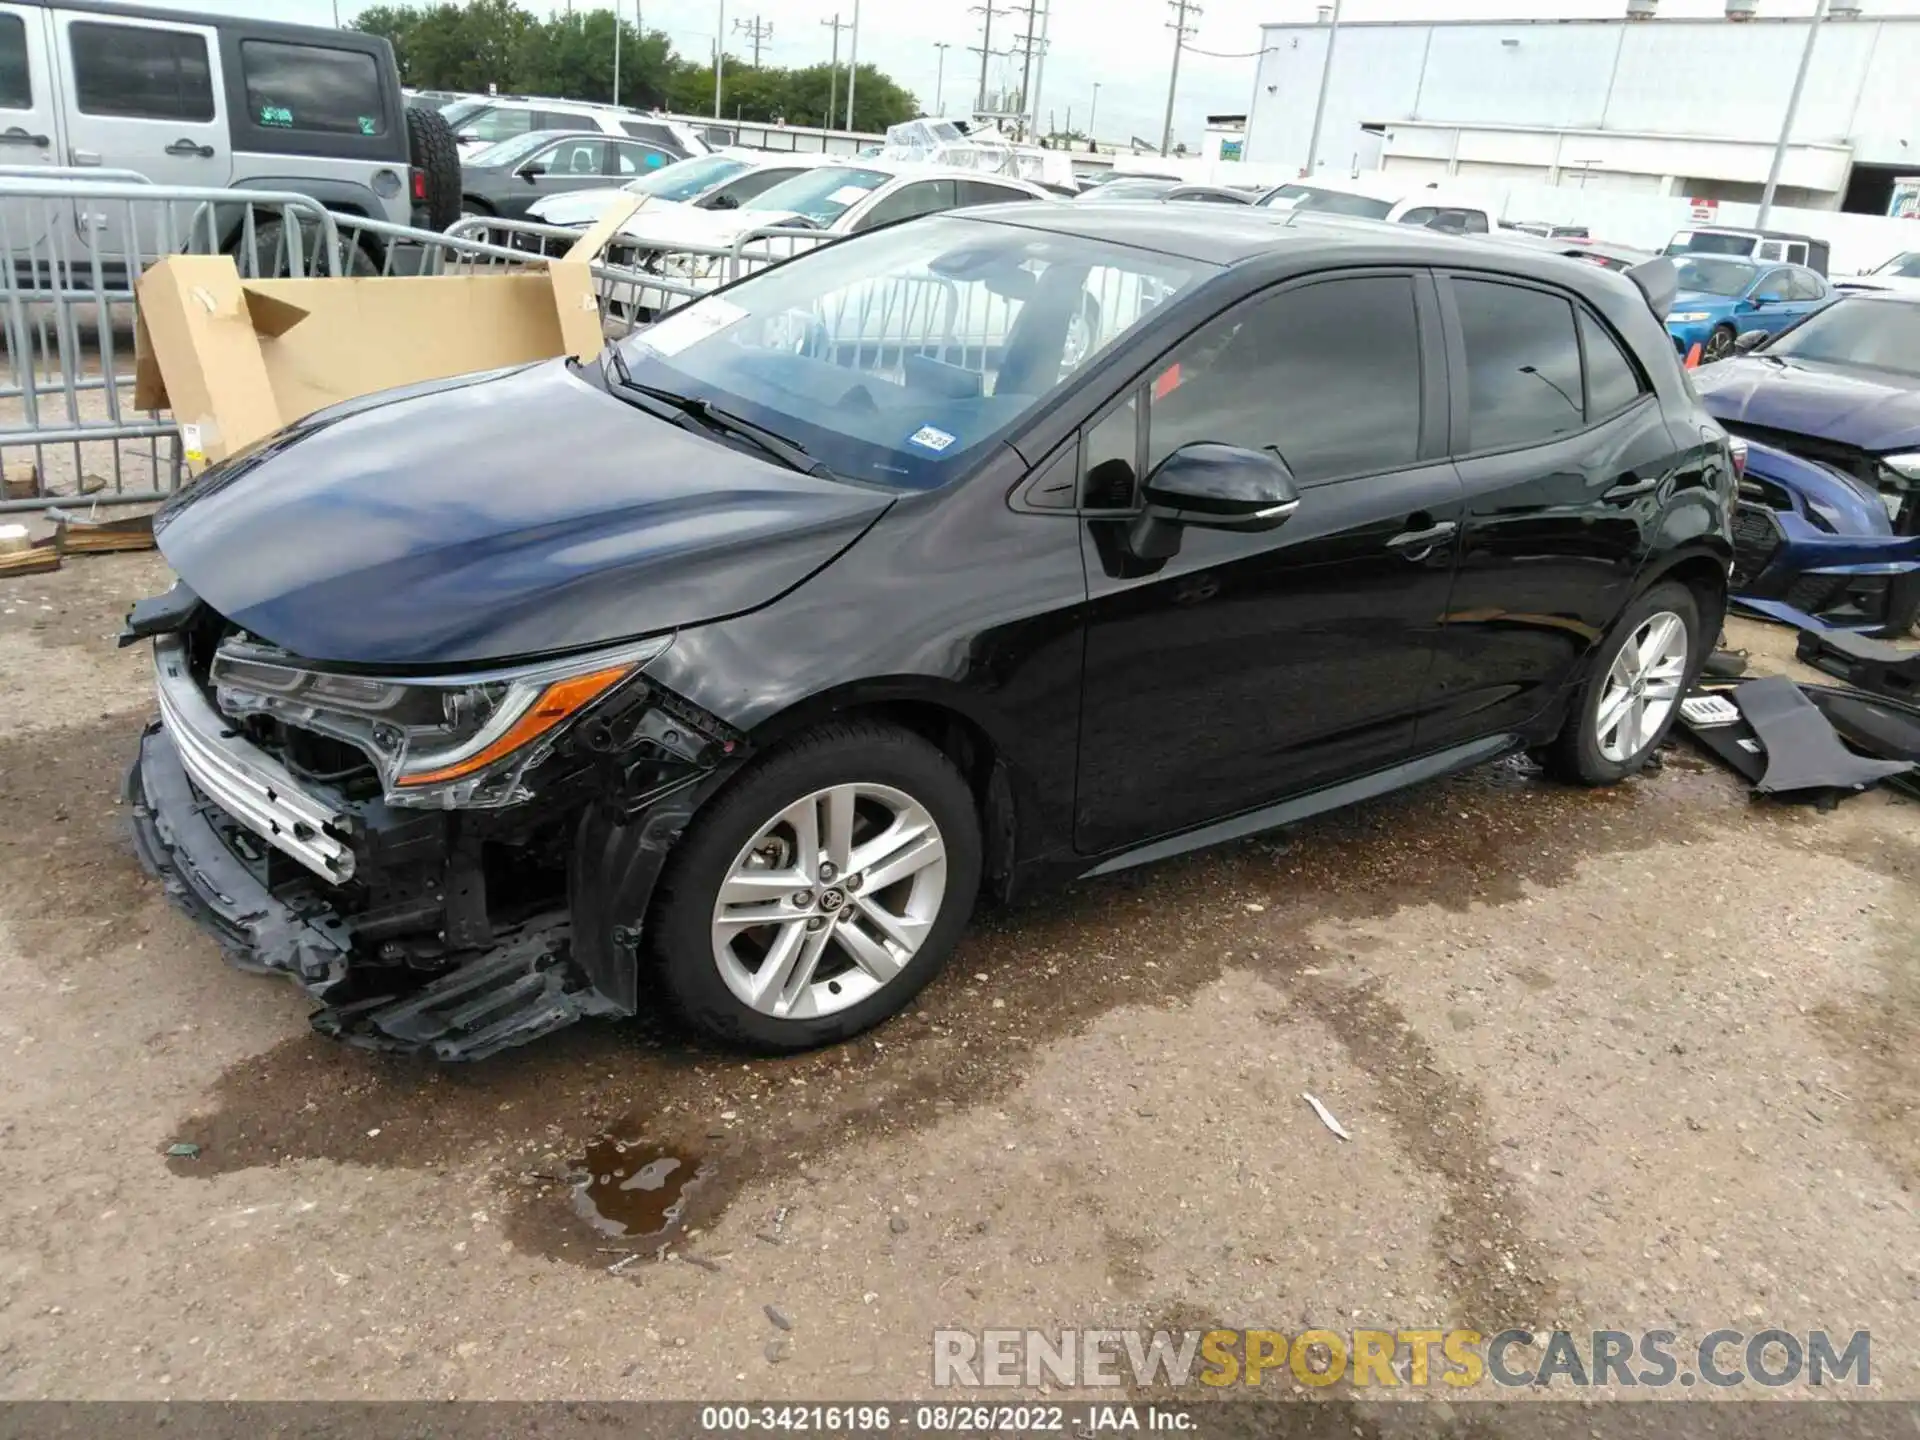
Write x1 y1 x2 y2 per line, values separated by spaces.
1386 518 1458 557
1603 476 1660 503
68 147 101 166
0 127 48 147
165 139 216 159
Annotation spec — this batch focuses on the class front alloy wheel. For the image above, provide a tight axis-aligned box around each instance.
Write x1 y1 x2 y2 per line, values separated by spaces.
647 721 981 1050
1703 325 1737 364
712 784 947 1020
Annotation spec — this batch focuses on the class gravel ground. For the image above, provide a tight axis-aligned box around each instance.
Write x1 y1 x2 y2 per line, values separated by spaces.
0 555 1915 1410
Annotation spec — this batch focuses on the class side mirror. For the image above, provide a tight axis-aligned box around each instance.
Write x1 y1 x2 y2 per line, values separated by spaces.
518 160 547 180
1734 329 1770 354
456 130 479 144
1750 291 1784 306
1129 442 1300 560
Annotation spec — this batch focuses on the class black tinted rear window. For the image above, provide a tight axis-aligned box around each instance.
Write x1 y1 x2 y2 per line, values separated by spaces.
241 40 385 136
71 22 213 122
0 14 29 110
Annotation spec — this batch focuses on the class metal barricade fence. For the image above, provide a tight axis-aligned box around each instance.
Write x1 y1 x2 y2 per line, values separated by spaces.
0 179 661 514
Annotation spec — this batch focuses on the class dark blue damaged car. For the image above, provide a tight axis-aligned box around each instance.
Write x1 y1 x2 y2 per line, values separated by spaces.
1692 290 1920 635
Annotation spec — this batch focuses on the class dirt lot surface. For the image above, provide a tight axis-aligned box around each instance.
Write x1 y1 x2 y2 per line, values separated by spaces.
0 555 1916 1410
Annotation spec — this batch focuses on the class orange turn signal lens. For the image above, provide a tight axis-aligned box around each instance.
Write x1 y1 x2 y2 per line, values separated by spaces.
397 664 634 787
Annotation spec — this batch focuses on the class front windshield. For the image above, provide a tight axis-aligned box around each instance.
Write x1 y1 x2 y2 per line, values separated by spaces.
613 214 1213 491
741 166 890 224
466 130 556 169
1259 184 1393 219
624 153 750 200
1674 256 1758 297
1765 297 1920 375
441 98 484 126
1873 252 1920 278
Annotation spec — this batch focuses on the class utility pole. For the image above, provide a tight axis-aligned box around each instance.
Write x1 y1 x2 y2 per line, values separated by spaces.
613 0 621 105
969 2 1008 117
713 0 725 118
1030 0 1051 139
1758 0 1828 228
933 41 951 116
1009 0 1042 138
1160 0 1198 156
1089 81 1100 139
844 0 861 130
734 15 772 67
1303 0 1342 177
823 14 847 128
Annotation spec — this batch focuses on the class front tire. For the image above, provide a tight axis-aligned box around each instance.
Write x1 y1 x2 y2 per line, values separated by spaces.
647 722 982 1051
1544 581 1702 786
1703 324 1737 364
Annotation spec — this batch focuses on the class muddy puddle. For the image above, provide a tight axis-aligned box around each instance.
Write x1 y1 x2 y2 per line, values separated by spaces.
572 1133 715 1252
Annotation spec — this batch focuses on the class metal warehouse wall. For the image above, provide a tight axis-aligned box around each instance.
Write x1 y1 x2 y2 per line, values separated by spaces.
1246 16 1920 179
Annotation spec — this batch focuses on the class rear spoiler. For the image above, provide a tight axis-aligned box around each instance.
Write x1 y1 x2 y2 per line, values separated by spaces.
1626 256 1677 321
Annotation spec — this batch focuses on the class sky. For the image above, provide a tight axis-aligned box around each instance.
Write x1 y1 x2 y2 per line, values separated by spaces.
157 0 1884 147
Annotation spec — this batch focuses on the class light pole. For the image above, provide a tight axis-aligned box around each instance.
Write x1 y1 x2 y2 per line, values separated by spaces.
1758 0 1828 228
713 0 725 119
1302 0 1343 176
845 0 861 130
1088 81 1100 140
613 0 622 106
933 42 951 116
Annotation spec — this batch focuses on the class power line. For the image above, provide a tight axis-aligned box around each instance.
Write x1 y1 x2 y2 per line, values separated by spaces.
1180 40 1279 58
733 14 772 67
968 2 1009 116
1161 0 1199 156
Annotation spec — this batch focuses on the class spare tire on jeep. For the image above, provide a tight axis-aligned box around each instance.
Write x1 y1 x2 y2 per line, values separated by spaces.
406 104 462 232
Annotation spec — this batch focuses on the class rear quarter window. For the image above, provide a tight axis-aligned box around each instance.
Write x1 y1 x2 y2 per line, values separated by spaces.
241 40 385 136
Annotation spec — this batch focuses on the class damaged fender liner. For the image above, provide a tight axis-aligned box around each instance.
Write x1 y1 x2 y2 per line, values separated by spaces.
128 724 618 1062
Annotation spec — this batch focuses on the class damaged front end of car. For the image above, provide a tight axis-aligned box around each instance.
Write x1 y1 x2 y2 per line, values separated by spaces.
1728 439 1920 637
123 584 746 1060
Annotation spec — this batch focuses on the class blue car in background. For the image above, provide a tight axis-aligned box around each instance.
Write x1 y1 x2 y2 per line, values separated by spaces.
1692 290 1920 635
1666 255 1831 364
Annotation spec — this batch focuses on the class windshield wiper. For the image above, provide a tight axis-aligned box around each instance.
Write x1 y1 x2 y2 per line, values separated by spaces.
606 360 832 479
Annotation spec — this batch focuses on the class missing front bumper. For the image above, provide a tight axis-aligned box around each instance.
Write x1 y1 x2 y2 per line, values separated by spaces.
127 723 615 1062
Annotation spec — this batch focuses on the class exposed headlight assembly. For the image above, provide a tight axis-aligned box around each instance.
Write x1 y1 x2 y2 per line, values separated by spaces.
1668 312 1714 324
209 637 670 810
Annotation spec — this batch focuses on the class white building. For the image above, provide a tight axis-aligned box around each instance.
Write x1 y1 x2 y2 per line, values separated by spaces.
1244 6 1920 214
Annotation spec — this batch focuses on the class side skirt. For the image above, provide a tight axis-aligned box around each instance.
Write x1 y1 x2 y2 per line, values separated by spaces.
1079 734 1519 879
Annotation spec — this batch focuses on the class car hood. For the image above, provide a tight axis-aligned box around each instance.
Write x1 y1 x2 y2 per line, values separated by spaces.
617 203 809 246
529 186 658 225
154 362 893 669
1693 355 1920 453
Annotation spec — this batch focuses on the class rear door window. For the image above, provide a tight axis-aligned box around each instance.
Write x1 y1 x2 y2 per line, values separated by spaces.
612 140 670 175
539 109 598 131
957 179 1037 206
856 179 957 230
1789 269 1826 301
1451 278 1585 452
240 40 384 136
0 14 30 110
71 21 213 121
459 106 534 143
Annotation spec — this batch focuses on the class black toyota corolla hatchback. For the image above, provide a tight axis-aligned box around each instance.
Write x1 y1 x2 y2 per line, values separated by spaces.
126 205 1735 1060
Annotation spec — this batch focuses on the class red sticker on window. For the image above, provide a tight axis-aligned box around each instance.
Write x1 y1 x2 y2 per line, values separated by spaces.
1152 363 1183 399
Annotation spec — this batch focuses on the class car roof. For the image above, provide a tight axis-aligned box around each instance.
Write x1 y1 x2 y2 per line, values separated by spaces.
958 199 1653 278
1686 225 1823 245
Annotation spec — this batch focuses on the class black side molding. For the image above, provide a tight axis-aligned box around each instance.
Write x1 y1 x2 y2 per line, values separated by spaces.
1081 734 1517 878
119 581 202 648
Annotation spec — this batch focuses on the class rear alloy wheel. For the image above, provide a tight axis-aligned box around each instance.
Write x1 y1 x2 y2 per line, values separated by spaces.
1703 323 1737 364
647 722 981 1050
1543 581 1702 785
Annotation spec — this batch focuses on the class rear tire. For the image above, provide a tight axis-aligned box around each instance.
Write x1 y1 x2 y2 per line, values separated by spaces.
1543 581 1703 786
646 722 981 1052
405 104 463 232
239 217 377 278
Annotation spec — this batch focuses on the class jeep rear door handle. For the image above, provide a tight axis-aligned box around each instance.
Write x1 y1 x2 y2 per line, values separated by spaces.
165 139 216 159
1387 519 1458 555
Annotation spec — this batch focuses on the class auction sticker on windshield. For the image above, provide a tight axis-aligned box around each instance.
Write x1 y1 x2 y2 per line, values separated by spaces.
637 298 748 357
908 425 958 452
828 185 875 206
